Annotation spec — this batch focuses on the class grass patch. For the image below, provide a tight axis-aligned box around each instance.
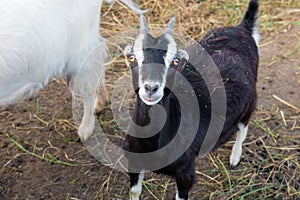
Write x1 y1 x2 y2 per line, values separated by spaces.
251 120 278 138
6 133 77 167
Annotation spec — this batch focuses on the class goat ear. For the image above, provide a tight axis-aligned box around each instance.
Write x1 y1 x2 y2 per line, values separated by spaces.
123 45 133 56
176 49 189 72
124 45 133 67
165 15 176 36
140 14 149 34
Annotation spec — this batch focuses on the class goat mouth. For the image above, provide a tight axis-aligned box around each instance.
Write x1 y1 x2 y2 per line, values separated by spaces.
140 95 162 105
145 97 155 102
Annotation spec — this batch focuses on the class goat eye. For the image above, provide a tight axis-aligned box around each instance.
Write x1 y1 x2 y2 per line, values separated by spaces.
128 55 136 62
173 58 180 66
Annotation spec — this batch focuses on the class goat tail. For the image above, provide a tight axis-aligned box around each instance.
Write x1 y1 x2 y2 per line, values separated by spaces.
240 0 260 45
241 0 259 31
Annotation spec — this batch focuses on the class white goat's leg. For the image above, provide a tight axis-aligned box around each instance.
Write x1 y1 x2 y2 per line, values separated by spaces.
130 171 144 200
73 66 100 141
78 92 96 141
69 69 98 141
73 42 107 141
94 80 109 113
230 123 248 166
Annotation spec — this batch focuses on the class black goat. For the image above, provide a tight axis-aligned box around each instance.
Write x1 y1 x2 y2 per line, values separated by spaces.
123 0 259 199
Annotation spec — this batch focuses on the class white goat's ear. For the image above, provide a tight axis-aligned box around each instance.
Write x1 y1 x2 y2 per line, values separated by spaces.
165 15 176 36
176 49 189 72
140 14 149 34
123 45 133 56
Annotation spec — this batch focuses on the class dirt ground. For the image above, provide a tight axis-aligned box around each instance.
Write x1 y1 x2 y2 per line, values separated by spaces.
0 1 299 200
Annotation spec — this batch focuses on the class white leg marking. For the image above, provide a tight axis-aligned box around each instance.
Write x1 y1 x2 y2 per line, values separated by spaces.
230 123 248 167
175 189 189 200
130 171 144 200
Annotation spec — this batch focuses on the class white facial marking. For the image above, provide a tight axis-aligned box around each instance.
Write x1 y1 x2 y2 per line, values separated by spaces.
139 80 164 105
133 34 146 98
130 171 145 200
135 33 178 106
133 34 145 68
164 34 177 67
230 123 248 167
156 33 177 100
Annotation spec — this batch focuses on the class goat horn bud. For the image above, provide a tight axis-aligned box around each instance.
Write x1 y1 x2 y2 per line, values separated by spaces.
165 15 176 35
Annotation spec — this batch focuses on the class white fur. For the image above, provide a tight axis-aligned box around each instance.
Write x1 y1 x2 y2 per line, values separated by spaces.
139 81 163 105
162 33 177 89
252 16 260 49
134 34 145 68
0 0 144 141
164 34 177 67
230 123 248 166
133 33 163 106
252 27 260 48
130 171 144 200
175 190 189 200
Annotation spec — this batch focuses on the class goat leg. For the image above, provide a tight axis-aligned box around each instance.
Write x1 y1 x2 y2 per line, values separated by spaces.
174 166 195 200
129 171 144 200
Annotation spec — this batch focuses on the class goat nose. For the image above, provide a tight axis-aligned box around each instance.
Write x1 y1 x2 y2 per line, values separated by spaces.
144 84 159 95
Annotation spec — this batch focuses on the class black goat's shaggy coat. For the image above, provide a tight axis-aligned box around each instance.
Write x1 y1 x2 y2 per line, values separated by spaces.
124 0 259 199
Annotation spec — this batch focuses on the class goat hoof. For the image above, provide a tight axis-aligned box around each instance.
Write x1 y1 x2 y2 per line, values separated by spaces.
94 96 109 114
230 152 241 167
94 85 109 114
94 98 108 114
78 119 95 141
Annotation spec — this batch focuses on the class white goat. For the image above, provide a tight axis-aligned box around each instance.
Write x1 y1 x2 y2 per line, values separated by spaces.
0 0 144 141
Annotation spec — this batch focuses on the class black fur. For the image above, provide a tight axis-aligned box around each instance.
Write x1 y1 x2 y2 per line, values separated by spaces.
240 0 259 32
124 0 259 199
